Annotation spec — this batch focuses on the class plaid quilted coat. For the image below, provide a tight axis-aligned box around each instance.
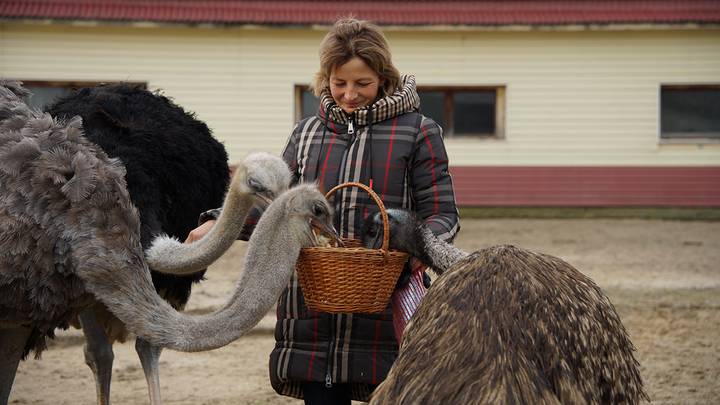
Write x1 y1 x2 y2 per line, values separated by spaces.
269 75 460 401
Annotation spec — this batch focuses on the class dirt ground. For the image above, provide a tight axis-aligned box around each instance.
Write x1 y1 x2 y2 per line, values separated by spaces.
10 218 720 405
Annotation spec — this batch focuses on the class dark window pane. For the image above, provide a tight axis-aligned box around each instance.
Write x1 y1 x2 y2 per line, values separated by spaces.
24 86 73 111
301 89 319 119
418 91 446 128
23 81 146 111
661 88 720 138
454 91 495 135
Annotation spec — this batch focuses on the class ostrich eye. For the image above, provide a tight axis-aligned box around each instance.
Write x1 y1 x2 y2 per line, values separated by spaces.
312 202 326 217
248 178 266 193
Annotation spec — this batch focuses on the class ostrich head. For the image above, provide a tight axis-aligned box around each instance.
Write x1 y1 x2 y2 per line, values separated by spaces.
282 184 342 248
144 152 292 275
361 209 466 275
362 209 424 255
238 152 291 208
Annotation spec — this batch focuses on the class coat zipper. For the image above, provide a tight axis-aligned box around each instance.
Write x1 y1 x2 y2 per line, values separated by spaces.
347 117 355 135
324 114 356 388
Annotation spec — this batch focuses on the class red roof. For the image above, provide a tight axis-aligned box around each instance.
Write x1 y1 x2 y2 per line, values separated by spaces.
1 0 719 26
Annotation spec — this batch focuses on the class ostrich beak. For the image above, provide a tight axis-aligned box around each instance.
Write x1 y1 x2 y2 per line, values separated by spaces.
368 230 384 250
310 217 344 247
254 192 273 209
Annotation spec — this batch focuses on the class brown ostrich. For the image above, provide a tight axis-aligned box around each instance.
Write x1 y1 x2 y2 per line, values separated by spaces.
362 209 648 405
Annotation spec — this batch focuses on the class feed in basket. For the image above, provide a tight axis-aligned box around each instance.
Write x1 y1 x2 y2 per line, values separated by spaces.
313 230 333 247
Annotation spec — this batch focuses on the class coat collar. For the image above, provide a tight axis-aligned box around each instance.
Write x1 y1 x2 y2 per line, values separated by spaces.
318 75 420 126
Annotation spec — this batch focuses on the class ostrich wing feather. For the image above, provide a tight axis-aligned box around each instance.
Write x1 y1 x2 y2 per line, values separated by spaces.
0 137 41 176
61 151 98 202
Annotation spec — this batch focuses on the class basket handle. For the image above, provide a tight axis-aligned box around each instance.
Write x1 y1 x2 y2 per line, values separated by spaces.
324 182 390 253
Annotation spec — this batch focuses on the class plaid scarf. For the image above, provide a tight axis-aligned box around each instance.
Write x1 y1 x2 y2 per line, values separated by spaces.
318 74 421 126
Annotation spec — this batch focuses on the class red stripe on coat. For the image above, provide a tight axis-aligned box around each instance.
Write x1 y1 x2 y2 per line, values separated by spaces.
420 125 439 214
381 117 398 198
306 316 319 380
319 122 338 192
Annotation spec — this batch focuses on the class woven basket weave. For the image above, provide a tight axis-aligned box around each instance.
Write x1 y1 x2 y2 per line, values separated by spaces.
296 182 409 313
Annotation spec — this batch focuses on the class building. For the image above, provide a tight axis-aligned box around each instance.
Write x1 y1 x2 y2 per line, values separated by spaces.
2 0 719 206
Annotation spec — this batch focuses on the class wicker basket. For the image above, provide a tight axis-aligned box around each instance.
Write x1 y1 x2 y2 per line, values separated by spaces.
296 182 409 313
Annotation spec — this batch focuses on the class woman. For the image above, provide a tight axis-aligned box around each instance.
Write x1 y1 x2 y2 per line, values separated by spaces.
190 17 459 404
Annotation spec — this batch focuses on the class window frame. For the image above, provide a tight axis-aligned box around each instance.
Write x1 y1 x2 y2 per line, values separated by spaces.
294 84 315 122
659 83 720 144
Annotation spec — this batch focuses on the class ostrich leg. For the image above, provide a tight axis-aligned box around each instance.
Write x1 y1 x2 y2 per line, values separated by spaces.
0 326 31 405
78 309 114 405
135 338 163 405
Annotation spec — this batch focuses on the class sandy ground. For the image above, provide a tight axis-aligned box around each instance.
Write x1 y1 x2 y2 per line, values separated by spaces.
10 218 720 404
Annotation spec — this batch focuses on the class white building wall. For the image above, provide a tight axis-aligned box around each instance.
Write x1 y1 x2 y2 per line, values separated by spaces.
0 23 322 161
1 22 719 166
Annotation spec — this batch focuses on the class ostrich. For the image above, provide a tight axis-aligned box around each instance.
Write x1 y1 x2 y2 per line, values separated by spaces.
362 209 648 404
145 151 290 274
44 83 288 405
0 81 339 404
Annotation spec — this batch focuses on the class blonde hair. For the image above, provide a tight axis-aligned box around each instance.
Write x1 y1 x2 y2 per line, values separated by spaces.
312 17 401 99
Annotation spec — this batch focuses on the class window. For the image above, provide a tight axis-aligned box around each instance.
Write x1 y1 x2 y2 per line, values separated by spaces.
21 80 147 111
295 85 319 121
661 85 720 141
418 87 505 138
295 84 506 139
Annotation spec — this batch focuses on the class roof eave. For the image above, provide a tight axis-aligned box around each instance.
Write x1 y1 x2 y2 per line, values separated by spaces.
2 17 720 32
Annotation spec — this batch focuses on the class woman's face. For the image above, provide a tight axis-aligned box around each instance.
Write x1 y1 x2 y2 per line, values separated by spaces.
329 57 381 115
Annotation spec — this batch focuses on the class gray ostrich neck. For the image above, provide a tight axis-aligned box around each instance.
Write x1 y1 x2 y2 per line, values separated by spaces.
418 227 468 273
78 198 299 352
177 202 299 351
176 179 254 267
146 166 254 274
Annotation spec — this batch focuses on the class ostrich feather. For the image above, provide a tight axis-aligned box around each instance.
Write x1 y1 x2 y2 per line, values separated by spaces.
0 137 41 176
27 115 55 133
0 116 28 132
63 116 84 143
61 151 99 202
36 146 76 185
0 80 30 98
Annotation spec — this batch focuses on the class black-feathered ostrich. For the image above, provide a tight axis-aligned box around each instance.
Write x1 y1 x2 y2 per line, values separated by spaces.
362 209 648 404
0 80 339 404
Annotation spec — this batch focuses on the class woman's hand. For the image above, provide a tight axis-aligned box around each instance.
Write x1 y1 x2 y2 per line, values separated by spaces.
185 220 216 243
